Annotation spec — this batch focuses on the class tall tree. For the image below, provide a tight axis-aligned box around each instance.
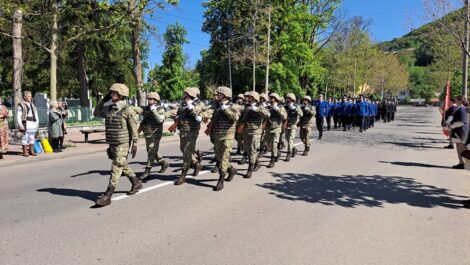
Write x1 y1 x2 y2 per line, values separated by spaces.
147 23 188 101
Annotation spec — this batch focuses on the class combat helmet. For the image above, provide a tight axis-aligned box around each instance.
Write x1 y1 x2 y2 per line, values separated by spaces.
285 93 296 101
246 91 260 102
215 86 232 98
110 83 129 97
147 92 160 101
184 87 199 98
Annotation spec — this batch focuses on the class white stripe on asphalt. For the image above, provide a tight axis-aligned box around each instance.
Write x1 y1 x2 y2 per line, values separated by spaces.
113 139 313 201
112 170 211 201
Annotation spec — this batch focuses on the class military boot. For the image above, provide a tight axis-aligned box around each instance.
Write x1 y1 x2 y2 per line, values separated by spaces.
211 163 219 173
254 158 261 171
226 166 237 182
213 172 225 191
236 145 242 155
195 150 203 164
127 176 143 195
192 162 202 176
302 146 310 156
159 160 169 173
22 145 29 157
29 144 36 156
244 163 254 179
285 151 291 162
238 153 247 165
175 168 188 185
274 151 281 162
267 156 275 168
140 167 152 182
292 147 298 157
95 185 115 206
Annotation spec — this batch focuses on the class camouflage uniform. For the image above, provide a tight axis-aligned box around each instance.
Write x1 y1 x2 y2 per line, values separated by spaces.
94 83 142 206
241 91 270 178
299 96 315 155
174 87 204 185
284 93 303 161
209 86 242 191
234 94 246 156
139 92 171 181
266 93 287 168
258 93 270 154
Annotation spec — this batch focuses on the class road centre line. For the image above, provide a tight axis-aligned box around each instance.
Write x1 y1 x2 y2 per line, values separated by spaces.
112 170 210 201
113 139 312 201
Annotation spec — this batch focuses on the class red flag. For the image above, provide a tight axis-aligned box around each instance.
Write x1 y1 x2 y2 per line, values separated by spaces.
442 80 451 137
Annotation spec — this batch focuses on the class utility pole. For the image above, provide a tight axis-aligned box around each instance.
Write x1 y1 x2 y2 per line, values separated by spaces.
12 9 23 129
264 5 271 95
462 0 469 97
353 59 357 97
228 45 233 89
252 1 257 92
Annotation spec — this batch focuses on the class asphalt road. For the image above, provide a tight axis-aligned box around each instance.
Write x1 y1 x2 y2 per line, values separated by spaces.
0 106 469 265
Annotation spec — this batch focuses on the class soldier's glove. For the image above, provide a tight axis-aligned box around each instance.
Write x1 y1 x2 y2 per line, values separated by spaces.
150 105 157 111
289 104 296 110
273 105 279 111
185 102 194 110
195 116 202 122
131 145 137 159
249 104 258 111
106 148 114 160
220 104 229 110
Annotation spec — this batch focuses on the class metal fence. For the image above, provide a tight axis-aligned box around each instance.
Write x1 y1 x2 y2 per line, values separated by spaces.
6 106 103 128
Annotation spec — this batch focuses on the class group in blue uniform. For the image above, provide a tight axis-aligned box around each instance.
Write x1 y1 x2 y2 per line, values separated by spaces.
312 94 396 137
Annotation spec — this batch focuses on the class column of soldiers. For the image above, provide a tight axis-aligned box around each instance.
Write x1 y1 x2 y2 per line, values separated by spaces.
93 83 397 207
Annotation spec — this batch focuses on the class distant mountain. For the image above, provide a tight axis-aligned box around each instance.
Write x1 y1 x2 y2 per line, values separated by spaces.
377 8 463 52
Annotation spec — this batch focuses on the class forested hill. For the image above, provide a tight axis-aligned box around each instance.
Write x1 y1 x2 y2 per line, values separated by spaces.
376 8 464 100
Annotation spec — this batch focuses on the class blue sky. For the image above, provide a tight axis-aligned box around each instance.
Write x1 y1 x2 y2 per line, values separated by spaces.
147 0 428 71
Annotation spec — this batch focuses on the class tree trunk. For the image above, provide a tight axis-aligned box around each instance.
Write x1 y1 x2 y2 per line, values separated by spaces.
77 41 89 107
462 0 469 98
12 9 23 129
50 1 59 101
130 0 145 106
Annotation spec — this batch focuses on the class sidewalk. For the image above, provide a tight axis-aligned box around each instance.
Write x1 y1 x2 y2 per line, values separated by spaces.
0 121 208 168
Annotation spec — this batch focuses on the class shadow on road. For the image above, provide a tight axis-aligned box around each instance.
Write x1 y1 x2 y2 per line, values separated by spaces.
70 170 109 178
378 161 452 169
381 141 441 149
36 188 126 202
257 173 466 209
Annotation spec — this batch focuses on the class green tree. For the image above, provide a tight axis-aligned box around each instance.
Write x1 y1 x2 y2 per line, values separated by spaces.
148 23 188 101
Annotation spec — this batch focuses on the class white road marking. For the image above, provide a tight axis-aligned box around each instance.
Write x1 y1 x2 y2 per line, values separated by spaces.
113 139 313 201
112 170 210 201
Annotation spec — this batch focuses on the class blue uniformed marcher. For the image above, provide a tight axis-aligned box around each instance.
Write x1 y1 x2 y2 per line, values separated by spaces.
326 97 334 131
315 94 328 139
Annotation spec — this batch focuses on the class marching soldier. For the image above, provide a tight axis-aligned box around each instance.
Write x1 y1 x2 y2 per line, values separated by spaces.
326 96 334 131
235 93 246 156
240 91 270 178
94 83 141 206
139 92 170 182
173 87 204 186
284 93 303 161
209 86 242 191
259 93 270 155
266 93 287 168
298 95 315 156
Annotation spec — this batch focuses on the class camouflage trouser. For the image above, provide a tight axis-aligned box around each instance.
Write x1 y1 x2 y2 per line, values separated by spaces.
145 134 163 168
243 131 261 164
266 130 280 157
285 127 296 152
109 143 135 187
180 130 198 169
214 136 233 173
299 126 312 147
235 129 244 148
